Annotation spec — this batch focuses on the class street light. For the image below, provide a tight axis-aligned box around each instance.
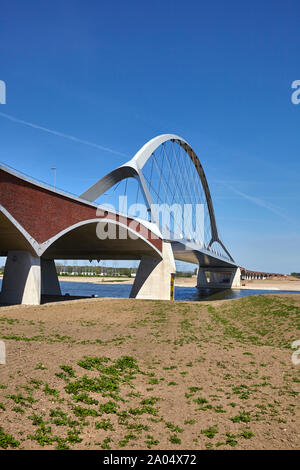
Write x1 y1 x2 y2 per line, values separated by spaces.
51 167 56 190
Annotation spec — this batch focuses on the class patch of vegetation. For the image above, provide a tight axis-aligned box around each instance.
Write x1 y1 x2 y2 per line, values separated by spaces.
165 422 184 433
119 432 138 447
129 405 158 416
145 435 159 449
239 429 255 439
13 406 25 414
43 383 60 398
169 434 181 444
71 393 99 405
101 437 111 449
0 427 20 448
211 296 300 348
95 418 114 431
73 406 99 418
99 401 118 414
225 432 238 447
201 425 218 439
184 419 195 425
6 393 36 407
230 411 252 423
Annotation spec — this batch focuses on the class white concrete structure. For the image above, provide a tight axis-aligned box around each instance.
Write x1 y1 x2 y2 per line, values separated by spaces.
0 251 41 305
81 134 239 294
0 253 62 305
130 242 176 300
197 267 241 290
80 134 233 262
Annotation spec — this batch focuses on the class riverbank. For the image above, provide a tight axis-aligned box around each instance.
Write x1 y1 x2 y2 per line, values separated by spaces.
58 275 133 284
1 273 300 293
239 277 300 291
57 275 300 291
56 275 199 288
57 275 199 288
0 294 299 450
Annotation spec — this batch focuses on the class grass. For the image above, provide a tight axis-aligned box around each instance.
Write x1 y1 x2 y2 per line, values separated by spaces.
200 425 218 439
0 426 20 449
230 411 252 423
211 295 300 348
95 419 114 431
169 435 181 444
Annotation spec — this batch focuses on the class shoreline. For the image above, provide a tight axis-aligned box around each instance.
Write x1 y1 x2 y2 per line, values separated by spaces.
57 275 300 291
1 274 300 292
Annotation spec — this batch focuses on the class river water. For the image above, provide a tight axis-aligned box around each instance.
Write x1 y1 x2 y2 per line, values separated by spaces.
0 279 299 302
58 281 300 301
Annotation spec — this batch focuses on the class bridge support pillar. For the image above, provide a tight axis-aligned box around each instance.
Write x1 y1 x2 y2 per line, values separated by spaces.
0 250 41 305
130 242 176 300
0 253 62 305
41 259 61 296
197 266 241 289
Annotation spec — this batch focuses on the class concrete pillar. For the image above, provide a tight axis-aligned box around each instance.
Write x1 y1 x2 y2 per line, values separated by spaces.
41 259 61 295
231 267 241 287
0 250 41 305
196 267 209 287
130 241 176 300
197 266 241 289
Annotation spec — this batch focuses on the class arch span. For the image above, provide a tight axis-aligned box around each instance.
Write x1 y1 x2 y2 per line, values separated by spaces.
40 217 163 260
80 134 234 262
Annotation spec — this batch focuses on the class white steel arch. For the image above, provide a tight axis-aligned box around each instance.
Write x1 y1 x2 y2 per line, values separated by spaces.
80 134 234 262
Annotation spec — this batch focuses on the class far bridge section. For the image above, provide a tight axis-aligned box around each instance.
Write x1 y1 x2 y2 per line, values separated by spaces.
240 268 285 280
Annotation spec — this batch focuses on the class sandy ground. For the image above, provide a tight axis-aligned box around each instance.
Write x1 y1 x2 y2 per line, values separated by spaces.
57 275 198 287
57 275 199 287
239 278 300 291
58 276 134 285
57 275 197 287
0 294 299 450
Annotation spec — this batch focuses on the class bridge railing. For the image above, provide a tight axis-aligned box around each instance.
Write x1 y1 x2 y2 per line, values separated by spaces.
0 160 80 199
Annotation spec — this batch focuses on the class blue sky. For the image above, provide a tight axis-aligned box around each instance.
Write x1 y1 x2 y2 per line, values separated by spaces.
0 0 299 273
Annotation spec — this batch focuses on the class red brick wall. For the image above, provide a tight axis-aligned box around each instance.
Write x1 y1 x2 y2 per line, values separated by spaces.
0 169 162 252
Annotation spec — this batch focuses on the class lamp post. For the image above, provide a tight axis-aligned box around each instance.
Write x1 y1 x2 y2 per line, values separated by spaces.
51 167 56 190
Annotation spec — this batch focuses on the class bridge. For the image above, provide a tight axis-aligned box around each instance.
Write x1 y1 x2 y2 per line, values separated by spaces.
0 134 253 305
239 268 284 280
